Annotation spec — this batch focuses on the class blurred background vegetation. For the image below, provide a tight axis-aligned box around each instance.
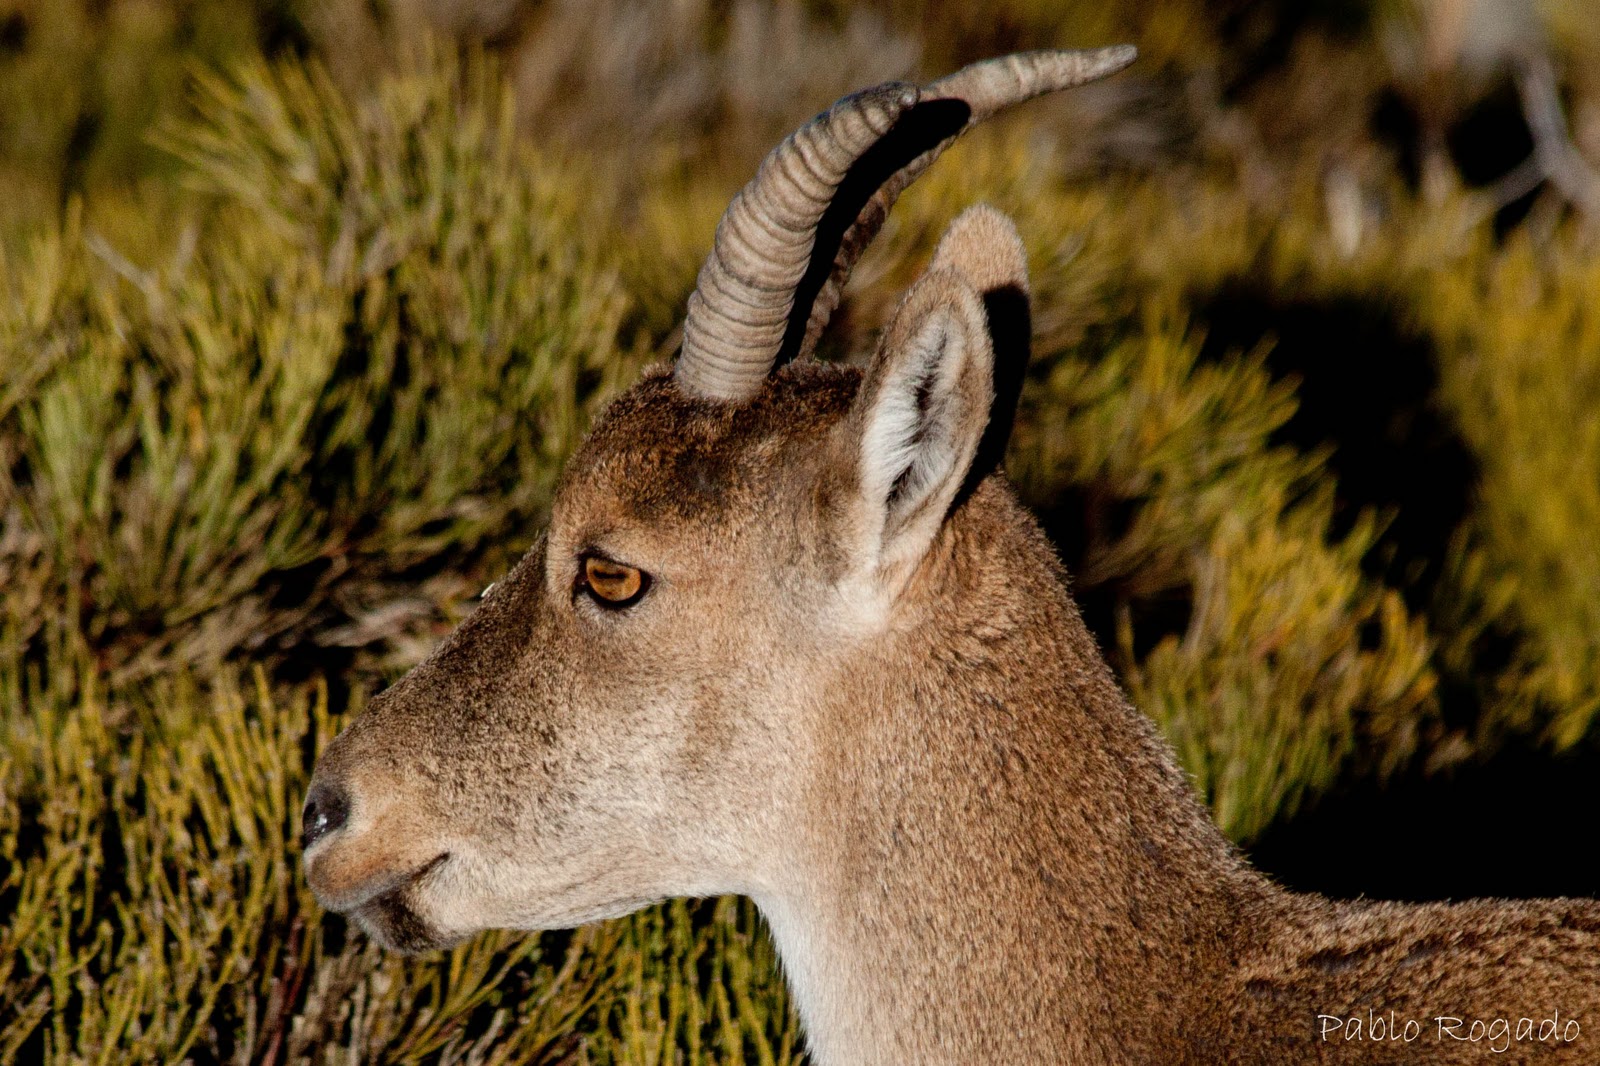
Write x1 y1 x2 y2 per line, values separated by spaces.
2 0 1599 1060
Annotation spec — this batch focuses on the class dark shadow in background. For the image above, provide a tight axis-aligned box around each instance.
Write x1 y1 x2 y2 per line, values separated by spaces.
1035 280 1600 903
1374 75 1544 235
1250 744 1600 900
1197 284 1600 901
1192 284 1478 610
1198 286 1600 901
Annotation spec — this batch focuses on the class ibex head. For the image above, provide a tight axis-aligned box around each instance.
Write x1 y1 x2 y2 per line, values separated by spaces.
303 47 1135 952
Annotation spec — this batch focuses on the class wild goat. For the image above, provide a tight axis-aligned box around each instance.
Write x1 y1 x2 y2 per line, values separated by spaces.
303 47 1600 1064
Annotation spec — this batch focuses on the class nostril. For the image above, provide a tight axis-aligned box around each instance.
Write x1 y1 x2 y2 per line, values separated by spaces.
302 780 351 850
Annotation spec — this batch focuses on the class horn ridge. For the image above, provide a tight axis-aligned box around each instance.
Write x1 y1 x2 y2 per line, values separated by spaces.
673 46 1136 403
794 45 1138 363
773 97 971 371
674 82 920 402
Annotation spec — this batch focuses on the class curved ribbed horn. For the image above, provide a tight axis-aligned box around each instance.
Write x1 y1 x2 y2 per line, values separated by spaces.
674 45 1136 402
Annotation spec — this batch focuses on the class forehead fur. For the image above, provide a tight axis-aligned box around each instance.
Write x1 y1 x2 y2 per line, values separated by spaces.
560 361 863 524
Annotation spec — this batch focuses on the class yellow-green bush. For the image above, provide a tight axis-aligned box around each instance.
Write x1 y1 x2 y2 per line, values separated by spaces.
1 48 630 683
1423 231 1600 748
0 666 796 1061
0 0 282 232
5 0 1600 1060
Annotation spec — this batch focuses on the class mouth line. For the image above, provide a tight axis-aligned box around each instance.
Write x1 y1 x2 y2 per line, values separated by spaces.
336 851 451 914
355 852 455 952
392 851 451 895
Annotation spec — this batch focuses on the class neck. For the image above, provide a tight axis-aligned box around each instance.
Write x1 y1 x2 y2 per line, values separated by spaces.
756 481 1270 1065
752 480 1600 1066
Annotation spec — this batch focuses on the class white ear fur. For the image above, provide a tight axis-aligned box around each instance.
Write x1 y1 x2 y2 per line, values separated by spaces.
850 266 995 586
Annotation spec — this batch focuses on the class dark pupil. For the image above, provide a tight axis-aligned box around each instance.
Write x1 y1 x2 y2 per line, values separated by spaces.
591 562 630 596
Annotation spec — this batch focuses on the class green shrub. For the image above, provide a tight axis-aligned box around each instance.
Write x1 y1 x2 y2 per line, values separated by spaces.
0 666 796 1062
1 49 632 682
1423 231 1600 748
1016 310 1436 841
0 0 285 233
4 1 1600 1060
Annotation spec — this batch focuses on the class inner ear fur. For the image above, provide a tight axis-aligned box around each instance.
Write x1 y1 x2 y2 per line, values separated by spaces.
845 265 995 577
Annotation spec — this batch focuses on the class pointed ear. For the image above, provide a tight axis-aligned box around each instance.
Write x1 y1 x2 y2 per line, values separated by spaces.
928 205 1031 492
841 265 994 587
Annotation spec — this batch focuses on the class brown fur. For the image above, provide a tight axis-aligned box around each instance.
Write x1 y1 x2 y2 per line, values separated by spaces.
305 204 1600 1063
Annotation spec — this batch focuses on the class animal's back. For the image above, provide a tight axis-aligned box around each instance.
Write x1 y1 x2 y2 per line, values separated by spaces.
1196 894 1600 1064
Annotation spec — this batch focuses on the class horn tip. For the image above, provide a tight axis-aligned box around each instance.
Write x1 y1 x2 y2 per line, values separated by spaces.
1096 43 1138 74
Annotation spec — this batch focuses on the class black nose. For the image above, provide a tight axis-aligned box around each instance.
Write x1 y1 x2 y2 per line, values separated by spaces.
302 780 350 850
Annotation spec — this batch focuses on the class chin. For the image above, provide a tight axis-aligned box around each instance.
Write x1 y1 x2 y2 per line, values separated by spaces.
352 886 465 954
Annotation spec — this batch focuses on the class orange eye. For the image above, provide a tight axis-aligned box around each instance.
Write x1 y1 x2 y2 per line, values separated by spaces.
582 556 647 608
